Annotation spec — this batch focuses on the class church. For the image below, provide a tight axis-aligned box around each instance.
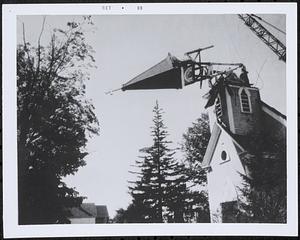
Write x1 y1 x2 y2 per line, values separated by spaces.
119 51 286 223
201 70 286 223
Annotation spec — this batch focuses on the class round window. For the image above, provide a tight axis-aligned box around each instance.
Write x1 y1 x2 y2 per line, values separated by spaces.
221 150 227 161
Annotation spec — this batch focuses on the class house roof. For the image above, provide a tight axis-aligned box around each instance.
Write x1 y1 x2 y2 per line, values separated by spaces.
202 101 286 170
96 205 109 218
69 203 96 218
69 203 109 219
261 101 286 125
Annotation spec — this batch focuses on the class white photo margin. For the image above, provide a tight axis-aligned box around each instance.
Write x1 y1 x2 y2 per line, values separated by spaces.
2 3 298 238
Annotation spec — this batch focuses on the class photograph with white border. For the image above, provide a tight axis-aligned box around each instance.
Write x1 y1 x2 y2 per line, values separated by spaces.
2 3 298 238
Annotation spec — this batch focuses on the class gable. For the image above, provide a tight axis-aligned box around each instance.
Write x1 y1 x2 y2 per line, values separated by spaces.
202 123 245 170
209 130 244 174
205 129 246 213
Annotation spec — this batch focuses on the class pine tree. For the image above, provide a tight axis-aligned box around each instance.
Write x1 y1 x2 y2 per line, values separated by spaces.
128 101 189 223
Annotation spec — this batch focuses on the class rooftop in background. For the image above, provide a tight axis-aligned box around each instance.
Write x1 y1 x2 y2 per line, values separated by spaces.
68 203 109 224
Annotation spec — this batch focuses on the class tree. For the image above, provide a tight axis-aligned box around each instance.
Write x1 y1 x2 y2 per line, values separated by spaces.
113 208 127 223
181 113 210 185
128 101 189 223
180 113 211 222
113 201 146 223
17 16 99 224
239 132 287 223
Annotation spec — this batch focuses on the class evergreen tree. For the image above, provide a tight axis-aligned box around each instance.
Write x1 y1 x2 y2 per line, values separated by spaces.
128 101 189 223
17 16 99 224
181 113 211 222
239 132 286 223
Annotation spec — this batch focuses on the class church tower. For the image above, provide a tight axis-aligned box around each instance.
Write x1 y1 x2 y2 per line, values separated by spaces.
210 67 262 137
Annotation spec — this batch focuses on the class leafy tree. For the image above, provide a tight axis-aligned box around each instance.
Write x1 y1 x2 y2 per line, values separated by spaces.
128 101 189 223
113 208 127 223
239 132 286 223
181 113 210 185
180 113 211 222
17 16 99 224
113 201 146 223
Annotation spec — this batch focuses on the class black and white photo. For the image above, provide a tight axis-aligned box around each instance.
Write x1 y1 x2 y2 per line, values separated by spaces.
2 3 298 238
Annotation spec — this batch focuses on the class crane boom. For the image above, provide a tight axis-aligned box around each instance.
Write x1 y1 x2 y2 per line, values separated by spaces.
238 14 286 62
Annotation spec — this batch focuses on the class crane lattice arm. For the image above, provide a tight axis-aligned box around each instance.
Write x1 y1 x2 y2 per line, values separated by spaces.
238 14 286 62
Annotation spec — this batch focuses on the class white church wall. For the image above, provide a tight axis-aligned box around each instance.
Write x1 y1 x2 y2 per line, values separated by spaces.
206 130 245 222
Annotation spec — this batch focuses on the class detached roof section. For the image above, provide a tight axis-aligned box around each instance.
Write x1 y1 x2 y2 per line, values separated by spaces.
122 53 183 91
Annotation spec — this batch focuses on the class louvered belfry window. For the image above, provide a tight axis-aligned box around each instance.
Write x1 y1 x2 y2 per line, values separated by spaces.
240 89 251 113
215 95 222 119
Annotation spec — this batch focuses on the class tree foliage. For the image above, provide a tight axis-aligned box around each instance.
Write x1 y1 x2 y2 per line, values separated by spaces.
17 16 99 224
126 102 189 223
114 107 213 223
113 202 146 223
239 132 287 223
181 113 210 185
180 113 211 222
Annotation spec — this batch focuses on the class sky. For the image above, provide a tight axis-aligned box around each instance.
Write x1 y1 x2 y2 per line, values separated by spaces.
17 14 286 218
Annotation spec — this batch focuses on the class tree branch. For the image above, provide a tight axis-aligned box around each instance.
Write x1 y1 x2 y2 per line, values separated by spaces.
22 22 27 50
37 16 46 74
47 33 56 79
22 22 35 76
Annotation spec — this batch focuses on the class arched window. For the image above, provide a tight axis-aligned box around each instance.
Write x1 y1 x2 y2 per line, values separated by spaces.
239 88 252 113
